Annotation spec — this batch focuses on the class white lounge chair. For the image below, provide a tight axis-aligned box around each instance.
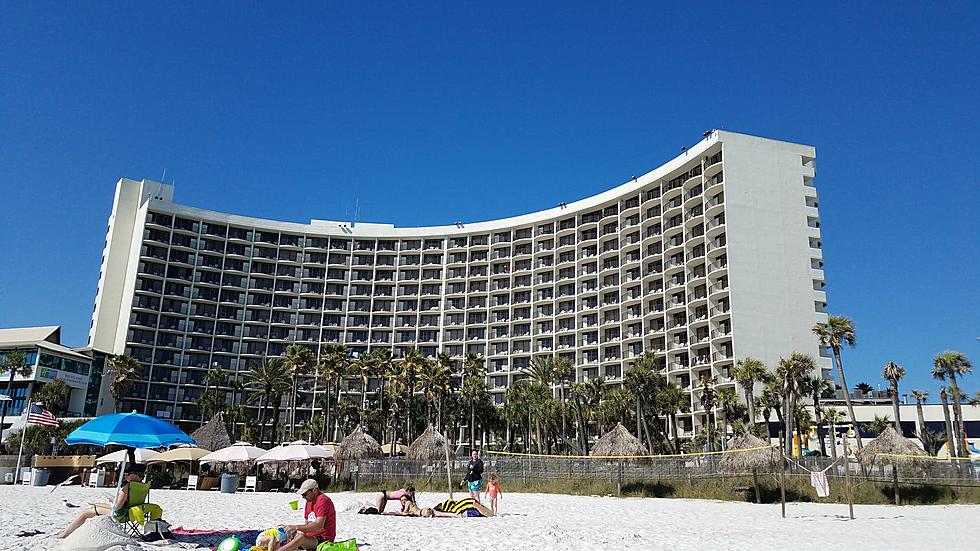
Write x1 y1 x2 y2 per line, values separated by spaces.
88 468 99 487
21 468 32 485
242 476 257 492
185 474 198 490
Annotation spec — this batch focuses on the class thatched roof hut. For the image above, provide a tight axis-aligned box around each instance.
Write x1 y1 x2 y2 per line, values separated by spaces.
591 423 648 458
407 425 448 461
191 412 232 452
719 433 780 473
856 427 929 468
333 426 383 460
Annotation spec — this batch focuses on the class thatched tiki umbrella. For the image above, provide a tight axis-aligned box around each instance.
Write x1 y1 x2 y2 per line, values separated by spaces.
192 413 233 452
720 433 779 504
409 425 452 493
591 423 648 495
334 426 383 491
856 426 928 505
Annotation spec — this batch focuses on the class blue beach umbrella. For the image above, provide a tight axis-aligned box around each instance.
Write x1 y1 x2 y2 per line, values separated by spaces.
66 412 196 448
66 412 195 501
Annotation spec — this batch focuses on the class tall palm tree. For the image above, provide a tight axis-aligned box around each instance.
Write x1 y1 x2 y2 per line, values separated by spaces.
245 357 291 444
105 354 141 413
716 386 740 448
433 352 454 430
932 351 972 457
910 390 928 441
0 351 31 444
553 356 574 451
373 348 394 441
777 353 816 456
400 347 427 442
812 316 862 449
384 360 408 456
868 415 892 436
881 361 906 433
282 344 314 439
760 373 785 447
938 386 957 458
657 382 687 453
569 381 591 453
802 375 833 456
463 353 487 449
822 407 844 462
355 352 379 420
698 375 717 449
316 343 349 442
731 357 766 426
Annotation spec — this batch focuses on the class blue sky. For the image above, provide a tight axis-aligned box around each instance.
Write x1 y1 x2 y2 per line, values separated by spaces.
1 2 977 398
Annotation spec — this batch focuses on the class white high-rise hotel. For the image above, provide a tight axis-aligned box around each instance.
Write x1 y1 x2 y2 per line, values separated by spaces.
88 130 830 438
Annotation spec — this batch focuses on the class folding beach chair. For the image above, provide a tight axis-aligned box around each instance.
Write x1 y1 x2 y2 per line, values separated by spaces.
114 481 163 537
185 474 198 490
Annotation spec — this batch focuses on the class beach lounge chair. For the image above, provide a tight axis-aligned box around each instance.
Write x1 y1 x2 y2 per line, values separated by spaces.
242 476 257 492
20 468 32 485
115 481 163 537
185 474 198 490
88 469 99 487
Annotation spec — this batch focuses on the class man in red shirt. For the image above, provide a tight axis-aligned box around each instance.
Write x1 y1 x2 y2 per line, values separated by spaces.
280 479 336 550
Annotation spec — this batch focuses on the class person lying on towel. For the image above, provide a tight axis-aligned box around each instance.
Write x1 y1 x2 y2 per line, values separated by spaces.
430 497 495 517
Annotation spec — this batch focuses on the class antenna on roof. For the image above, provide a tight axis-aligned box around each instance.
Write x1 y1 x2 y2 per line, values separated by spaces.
161 168 167 182
353 198 359 228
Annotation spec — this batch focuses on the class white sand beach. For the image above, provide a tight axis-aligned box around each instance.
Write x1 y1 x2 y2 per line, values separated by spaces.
1 484 977 551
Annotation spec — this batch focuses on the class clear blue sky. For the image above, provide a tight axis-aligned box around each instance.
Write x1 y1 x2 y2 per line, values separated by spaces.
1 2 977 399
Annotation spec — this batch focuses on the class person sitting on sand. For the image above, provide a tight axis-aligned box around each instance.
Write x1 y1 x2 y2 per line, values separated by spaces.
56 463 145 539
373 486 416 513
268 479 336 551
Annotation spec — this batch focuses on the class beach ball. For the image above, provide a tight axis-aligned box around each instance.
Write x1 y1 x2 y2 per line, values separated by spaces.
217 536 241 551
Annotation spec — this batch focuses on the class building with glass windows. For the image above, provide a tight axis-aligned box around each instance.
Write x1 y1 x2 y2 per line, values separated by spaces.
87 130 831 439
0 326 98 441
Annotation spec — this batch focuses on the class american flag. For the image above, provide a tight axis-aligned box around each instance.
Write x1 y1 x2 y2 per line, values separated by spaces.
27 403 60 428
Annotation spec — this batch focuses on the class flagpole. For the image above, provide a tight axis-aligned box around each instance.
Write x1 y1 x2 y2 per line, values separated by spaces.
14 398 30 484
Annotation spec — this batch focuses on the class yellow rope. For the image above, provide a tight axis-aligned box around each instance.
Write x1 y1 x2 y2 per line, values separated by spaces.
484 445 777 460
871 452 978 461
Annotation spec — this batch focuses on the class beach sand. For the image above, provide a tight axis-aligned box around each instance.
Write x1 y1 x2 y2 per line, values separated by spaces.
1 484 976 550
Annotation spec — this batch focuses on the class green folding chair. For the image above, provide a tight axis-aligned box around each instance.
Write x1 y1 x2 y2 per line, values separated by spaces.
114 481 164 537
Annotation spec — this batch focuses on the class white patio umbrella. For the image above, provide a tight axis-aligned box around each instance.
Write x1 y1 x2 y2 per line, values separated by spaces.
96 448 163 465
256 440 333 464
199 441 268 464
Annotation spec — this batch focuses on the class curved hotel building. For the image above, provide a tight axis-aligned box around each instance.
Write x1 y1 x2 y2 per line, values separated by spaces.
87 130 830 438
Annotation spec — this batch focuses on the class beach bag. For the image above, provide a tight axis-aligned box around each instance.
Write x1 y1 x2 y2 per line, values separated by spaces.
316 538 357 551
141 519 174 542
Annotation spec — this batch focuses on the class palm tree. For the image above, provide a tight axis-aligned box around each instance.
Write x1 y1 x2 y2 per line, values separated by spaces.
569 381 591 453
553 356 574 451
881 362 906 433
932 351 972 457
854 382 873 396
802 375 833 456
822 407 844 462
938 386 957 457
282 344 314 439
400 348 427 442
433 352 454 430
373 348 393 441
716 386 740 448
777 353 816 456
731 357 766 426
0 351 31 444
812 316 862 449
105 354 141 413
910 390 928 441
355 352 379 419
316 343 350 442
245 357 290 444
462 353 486 449
760 374 785 448
657 382 687 453
868 415 892 436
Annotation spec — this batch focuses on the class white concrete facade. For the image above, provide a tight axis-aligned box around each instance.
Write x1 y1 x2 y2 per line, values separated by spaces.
87 130 830 436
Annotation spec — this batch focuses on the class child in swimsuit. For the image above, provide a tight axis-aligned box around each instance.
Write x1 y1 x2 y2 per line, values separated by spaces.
483 473 502 514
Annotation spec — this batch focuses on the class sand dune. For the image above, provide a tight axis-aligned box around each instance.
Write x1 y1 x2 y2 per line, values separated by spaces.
0 484 976 550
